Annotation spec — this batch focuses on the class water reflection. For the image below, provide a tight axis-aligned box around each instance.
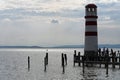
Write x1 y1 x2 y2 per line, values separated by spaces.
83 67 97 80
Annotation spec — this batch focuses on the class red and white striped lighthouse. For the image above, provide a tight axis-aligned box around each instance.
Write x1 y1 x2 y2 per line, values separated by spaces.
84 4 98 56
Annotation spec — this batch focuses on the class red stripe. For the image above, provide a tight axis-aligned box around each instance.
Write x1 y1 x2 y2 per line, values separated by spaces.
86 21 97 25
85 16 98 18
85 32 97 36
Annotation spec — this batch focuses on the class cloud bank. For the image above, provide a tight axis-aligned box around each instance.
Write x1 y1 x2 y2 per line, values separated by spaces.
0 0 120 46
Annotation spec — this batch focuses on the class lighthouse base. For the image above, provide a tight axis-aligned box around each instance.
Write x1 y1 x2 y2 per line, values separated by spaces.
84 51 98 56
84 51 98 61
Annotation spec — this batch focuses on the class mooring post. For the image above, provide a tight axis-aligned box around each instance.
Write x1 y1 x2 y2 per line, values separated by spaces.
73 54 75 66
106 54 109 75
82 56 85 74
62 53 63 66
104 56 106 68
62 53 65 74
112 52 115 68
105 51 109 68
28 56 30 71
119 54 120 69
115 52 117 63
74 50 76 54
44 57 47 72
78 52 81 66
46 52 48 65
73 51 76 66
99 55 101 68
64 54 67 66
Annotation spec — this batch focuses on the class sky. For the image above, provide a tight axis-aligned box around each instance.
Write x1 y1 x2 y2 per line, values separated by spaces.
0 0 120 46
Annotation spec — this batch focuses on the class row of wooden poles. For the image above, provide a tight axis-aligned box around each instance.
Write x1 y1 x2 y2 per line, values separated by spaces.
27 48 120 75
74 49 120 75
27 53 67 74
27 54 109 75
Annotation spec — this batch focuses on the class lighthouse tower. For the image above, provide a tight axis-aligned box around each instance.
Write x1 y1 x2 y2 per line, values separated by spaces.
84 4 98 56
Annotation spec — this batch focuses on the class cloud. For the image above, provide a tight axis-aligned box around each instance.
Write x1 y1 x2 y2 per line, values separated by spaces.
0 0 120 19
0 0 119 11
2 18 12 22
0 14 84 46
98 0 119 3
51 19 59 24
0 0 120 46
98 26 120 44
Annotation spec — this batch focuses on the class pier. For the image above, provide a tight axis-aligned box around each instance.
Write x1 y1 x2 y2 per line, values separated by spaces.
74 49 120 67
74 49 120 75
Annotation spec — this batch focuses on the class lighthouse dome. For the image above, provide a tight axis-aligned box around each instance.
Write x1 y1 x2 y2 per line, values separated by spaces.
85 4 97 8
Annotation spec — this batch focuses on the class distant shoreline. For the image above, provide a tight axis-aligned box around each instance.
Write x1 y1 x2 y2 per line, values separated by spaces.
0 44 120 48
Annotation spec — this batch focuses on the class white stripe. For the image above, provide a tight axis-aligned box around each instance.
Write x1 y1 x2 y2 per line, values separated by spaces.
85 25 97 32
85 36 98 51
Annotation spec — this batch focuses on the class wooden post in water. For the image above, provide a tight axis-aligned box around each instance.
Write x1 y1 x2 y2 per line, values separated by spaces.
82 56 85 74
74 50 76 54
73 53 75 66
46 52 48 65
73 50 76 66
64 54 67 66
44 53 48 72
112 52 115 68
62 53 65 74
119 55 120 69
106 54 109 75
28 56 30 71
99 56 101 68
44 57 47 72
78 52 81 66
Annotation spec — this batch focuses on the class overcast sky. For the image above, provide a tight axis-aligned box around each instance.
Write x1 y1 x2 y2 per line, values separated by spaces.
0 0 120 46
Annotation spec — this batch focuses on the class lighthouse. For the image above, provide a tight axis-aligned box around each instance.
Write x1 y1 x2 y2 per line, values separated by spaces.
84 4 98 56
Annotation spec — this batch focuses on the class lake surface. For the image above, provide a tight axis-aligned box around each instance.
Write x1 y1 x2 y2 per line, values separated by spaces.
0 48 120 80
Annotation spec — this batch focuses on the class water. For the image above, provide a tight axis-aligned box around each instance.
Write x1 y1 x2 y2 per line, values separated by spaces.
0 48 120 80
